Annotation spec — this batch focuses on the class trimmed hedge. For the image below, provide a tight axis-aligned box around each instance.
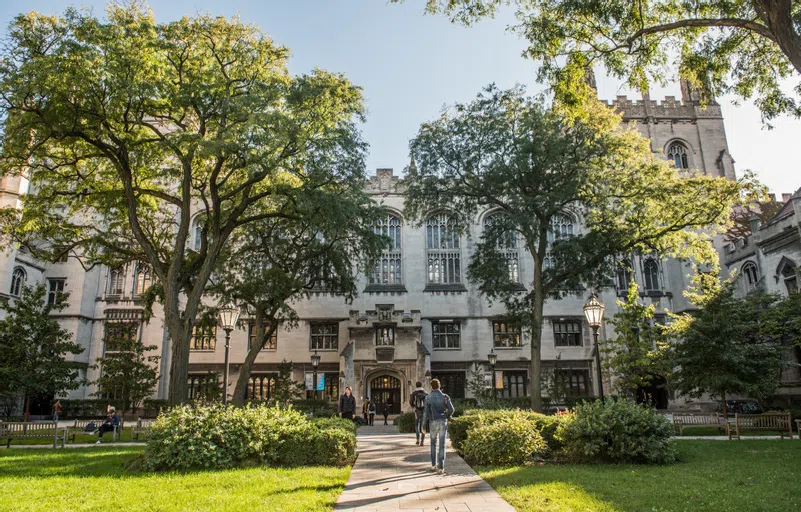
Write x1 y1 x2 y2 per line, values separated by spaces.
394 412 416 433
312 416 357 432
462 416 547 466
449 409 566 454
144 404 356 471
556 398 676 464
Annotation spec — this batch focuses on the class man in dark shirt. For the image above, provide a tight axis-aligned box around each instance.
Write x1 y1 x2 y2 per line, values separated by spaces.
338 386 356 420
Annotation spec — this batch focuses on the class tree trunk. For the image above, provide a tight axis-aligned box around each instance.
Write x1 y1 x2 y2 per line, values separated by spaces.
231 309 271 407
529 290 545 412
755 0 801 74
721 391 728 419
23 392 30 422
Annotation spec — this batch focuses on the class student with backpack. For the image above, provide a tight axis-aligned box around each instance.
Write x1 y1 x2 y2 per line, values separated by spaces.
421 379 455 474
409 381 427 446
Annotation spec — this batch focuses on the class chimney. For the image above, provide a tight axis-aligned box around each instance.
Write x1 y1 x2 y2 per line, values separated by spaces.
768 193 776 202
748 216 761 233
782 193 792 203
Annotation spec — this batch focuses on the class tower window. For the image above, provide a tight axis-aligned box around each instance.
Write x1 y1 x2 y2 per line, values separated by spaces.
667 142 689 169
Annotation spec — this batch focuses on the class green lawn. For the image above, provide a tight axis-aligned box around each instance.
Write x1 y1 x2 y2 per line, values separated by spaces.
478 440 801 512
4 428 143 446
0 447 351 512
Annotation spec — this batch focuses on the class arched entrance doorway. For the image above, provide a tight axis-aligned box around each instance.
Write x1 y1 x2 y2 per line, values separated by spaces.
370 375 401 414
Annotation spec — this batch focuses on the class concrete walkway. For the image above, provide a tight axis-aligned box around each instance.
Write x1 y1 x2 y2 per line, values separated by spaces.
335 424 515 512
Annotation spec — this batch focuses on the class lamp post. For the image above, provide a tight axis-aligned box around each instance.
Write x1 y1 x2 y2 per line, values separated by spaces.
583 293 606 403
311 350 321 400
487 348 498 400
218 302 241 405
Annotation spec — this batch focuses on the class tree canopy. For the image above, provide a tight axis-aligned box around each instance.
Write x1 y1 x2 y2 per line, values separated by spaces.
403 84 744 410
0 3 369 403
404 0 801 122
0 284 84 418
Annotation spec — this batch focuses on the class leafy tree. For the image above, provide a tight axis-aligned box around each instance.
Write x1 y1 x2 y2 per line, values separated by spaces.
0 4 368 404
91 323 160 415
604 280 671 401
210 181 385 406
0 284 84 419
726 198 783 241
669 270 797 416
403 0 801 122
466 362 493 406
403 84 743 410
272 360 304 404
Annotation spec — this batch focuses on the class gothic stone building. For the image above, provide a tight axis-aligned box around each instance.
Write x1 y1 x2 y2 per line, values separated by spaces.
0 84 745 414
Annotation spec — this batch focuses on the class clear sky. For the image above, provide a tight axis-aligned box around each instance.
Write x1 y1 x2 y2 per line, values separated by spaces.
2 0 798 195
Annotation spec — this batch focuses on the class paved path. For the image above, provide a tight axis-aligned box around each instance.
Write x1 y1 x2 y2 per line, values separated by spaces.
336 425 515 512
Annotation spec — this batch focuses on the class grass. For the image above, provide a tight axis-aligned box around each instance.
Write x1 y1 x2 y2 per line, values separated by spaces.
478 440 801 512
3 428 143 446
0 447 351 512
674 426 792 437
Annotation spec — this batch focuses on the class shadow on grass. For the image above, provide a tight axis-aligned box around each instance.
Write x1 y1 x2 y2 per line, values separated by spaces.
0 446 143 478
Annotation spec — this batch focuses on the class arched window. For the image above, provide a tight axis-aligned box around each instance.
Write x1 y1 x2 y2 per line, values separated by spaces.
10 267 25 296
191 216 204 252
369 215 402 285
107 268 124 295
741 261 759 290
667 142 689 169
780 261 798 295
484 213 519 283
134 265 151 296
547 215 574 243
617 259 633 290
426 214 461 284
643 258 660 291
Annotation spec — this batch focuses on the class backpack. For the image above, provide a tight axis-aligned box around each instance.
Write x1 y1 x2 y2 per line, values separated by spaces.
413 391 426 410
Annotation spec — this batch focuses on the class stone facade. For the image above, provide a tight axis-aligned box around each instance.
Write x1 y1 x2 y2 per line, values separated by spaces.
0 83 751 414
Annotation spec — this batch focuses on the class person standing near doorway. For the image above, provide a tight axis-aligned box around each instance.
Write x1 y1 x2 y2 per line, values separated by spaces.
362 398 370 423
368 400 376 425
409 382 427 446
338 386 356 420
422 378 455 475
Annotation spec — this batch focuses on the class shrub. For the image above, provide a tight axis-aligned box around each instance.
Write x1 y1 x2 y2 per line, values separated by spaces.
144 403 356 471
462 416 547 466
312 416 357 432
556 398 676 464
394 412 416 433
449 409 567 454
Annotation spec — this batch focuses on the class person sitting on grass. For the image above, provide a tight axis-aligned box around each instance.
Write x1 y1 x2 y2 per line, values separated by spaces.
95 409 120 445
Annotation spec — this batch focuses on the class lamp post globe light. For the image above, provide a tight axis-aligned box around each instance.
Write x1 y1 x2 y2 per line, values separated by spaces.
487 348 498 400
583 293 606 403
218 302 241 405
311 350 321 401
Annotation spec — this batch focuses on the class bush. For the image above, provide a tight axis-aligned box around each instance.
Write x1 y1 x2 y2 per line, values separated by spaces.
394 412 416 433
141 399 169 418
291 399 338 417
56 399 124 419
312 416 357 432
144 403 355 471
449 409 567 454
556 398 676 464
462 416 547 466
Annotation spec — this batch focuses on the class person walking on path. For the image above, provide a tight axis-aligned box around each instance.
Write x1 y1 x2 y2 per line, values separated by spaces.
362 398 370 423
409 381 427 445
367 400 376 425
52 401 62 423
382 400 390 425
338 386 356 420
422 378 455 474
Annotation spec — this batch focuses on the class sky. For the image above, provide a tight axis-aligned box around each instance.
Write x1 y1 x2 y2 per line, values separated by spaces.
1 0 798 195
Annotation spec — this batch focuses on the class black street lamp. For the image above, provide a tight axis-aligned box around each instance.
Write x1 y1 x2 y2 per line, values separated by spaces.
218 302 241 405
311 350 321 400
583 293 606 403
487 348 498 400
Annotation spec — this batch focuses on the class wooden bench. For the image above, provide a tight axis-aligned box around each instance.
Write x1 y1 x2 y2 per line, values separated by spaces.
729 412 793 440
0 421 68 448
69 419 123 443
672 413 726 435
130 418 152 440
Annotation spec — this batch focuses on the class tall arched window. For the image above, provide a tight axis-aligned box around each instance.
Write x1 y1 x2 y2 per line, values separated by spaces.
134 265 151 296
667 142 689 169
191 216 204 251
10 267 25 296
617 259 633 290
741 261 759 290
426 214 461 284
643 259 660 291
547 215 574 243
369 215 402 285
484 213 519 283
107 268 124 295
